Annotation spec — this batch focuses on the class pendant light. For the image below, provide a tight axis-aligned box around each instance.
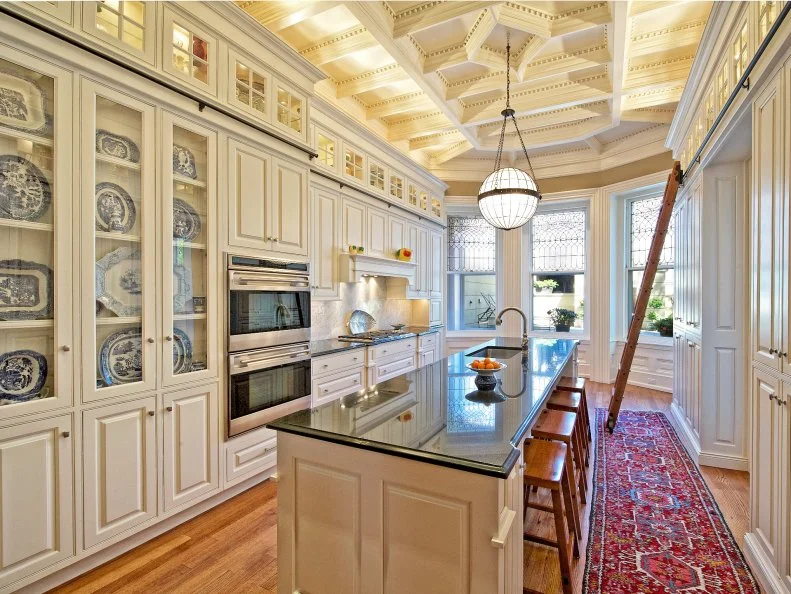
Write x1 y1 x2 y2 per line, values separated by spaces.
477 32 542 231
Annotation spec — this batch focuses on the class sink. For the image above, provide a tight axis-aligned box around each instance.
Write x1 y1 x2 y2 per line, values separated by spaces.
467 346 525 359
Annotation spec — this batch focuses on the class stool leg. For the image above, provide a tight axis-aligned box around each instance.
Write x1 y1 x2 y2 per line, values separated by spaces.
564 443 585 506
523 484 531 521
578 417 590 467
560 466 580 558
551 489 574 594
570 429 587 504
581 388 592 441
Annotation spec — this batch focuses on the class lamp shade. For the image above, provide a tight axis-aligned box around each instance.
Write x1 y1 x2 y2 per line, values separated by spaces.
477 167 541 230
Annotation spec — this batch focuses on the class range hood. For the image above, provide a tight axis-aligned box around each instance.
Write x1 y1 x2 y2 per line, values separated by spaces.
338 253 416 284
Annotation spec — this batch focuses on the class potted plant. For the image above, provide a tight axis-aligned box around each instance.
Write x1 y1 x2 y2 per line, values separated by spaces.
533 279 558 294
548 308 577 332
655 316 674 337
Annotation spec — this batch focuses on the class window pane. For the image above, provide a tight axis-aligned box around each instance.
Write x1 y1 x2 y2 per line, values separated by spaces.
630 269 674 333
447 273 496 330
630 197 674 267
447 216 495 272
531 210 585 272
532 274 585 331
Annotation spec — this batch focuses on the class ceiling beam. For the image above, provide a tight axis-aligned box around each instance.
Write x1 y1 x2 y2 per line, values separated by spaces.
585 136 603 154
621 107 676 124
445 70 508 100
335 64 410 98
428 140 474 166
299 26 378 66
515 35 548 82
609 2 630 128
409 130 467 151
630 19 707 57
491 3 552 37
476 101 610 137
388 111 455 142
551 2 611 37
236 1 340 32
478 115 613 150
629 0 686 19
520 45 611 84
622 85 684 110
391 2 494 38
422 44 469 74
623 53 695 93
465 8 497 60
366 92 434 120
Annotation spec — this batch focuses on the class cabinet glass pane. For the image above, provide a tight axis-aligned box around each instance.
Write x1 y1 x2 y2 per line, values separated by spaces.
0 59 56 406
94 96 144 389
95 0 146 51
171 126 208 375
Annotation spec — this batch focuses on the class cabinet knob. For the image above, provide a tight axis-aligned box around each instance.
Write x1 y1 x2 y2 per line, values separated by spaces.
769 394 776 401
61 431 70 438
780 399 787 406
273 237 279 242
165 335 173 342
769 348 777 354
166 406 173 412
148 410 155 416
61 345 71 352
147 338 155 344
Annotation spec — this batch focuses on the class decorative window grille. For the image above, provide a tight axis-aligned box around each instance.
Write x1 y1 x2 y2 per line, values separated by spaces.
96 0 145 51
276 87 302 133
344 148 363 180
317 133 335 167
234 60 267 116
172 22 209 84
390 175 404 200
408 183 418 207
531 210 586 272
447 216 496 273
369 162 385 191
629 197 674 268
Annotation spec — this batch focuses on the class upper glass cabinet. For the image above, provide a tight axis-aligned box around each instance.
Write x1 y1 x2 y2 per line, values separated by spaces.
163 9 217 95
230 55 270 120
0 53 73 416
274 79 306 139
162 114 216 386
82 1 156 63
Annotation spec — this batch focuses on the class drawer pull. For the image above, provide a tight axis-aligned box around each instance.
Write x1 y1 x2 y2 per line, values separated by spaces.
323 388 329 393
148 410 155 416
61 431 70 438
322 364 329 368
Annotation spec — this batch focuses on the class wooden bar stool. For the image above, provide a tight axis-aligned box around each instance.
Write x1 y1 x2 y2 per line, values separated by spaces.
522 438 577 594
555 377 591 442
531 409 587 505
546 391 590 467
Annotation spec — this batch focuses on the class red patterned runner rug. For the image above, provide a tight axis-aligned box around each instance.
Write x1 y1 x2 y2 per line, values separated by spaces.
584 409 758 594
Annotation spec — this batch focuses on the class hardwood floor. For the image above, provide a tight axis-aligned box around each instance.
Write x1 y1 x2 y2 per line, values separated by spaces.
52 382 750 594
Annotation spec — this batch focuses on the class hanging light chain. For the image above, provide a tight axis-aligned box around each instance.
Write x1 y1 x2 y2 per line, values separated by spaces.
510 113 538 187
505 31 511 109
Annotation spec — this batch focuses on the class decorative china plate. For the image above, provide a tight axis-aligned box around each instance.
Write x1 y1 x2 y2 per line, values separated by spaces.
172 327 193 375
172 198 201 241
0 69 51 136
96 129 140 163
0 259 53 320
0 349 47 402
95 246 142 316
173 144 198 179
0 154 51 221
99 328 142 386
173 264 193 314
349 309 376 334
95 182 136 233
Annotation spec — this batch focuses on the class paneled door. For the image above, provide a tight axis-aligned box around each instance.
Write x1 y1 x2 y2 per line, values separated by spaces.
0 415 73 588
227 138 272 252
163 383 219 510
271 157 308 256
310 186 339 300
81 80 157 401
430 229 443 299
782 381 791 592
341 197 366 251
752 76 783 370
389 214 406 257
162 112 217 386
0 49 75 419
82 396 157 548
366 207 388 258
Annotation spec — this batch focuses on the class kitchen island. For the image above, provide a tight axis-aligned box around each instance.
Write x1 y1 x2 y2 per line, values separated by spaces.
269 337 578 594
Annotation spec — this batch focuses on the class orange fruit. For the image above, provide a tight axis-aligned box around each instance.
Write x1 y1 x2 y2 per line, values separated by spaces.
484 357 492 364
491 361 500 369
471 360 481 369
484 362 495 369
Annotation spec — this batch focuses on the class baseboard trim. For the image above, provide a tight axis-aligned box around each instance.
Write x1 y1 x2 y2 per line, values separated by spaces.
698 451 749 471
14 470 275 594
743 532 787 594
667 402 701 463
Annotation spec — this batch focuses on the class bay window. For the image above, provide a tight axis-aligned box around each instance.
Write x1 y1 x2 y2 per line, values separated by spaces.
447 216 496 331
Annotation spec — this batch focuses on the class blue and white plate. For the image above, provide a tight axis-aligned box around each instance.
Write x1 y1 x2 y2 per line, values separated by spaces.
172 198 201 241
0 259 53 320
99 328 142 386
0 69 51 137
95 182 136 233
96 129 140 163
95 247 142 317
0 154 51 221
172 144 198 179
172 327 193 375
0 349 48 402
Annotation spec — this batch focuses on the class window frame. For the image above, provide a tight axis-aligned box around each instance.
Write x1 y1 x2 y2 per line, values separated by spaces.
273 78 306 138
389 173 404 202
313 126 338 173
228 50 271 122
368 160 386 193
82 1 155 63
343 144 365 182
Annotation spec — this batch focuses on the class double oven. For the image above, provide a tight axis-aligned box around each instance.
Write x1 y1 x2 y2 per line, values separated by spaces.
227 255 311 437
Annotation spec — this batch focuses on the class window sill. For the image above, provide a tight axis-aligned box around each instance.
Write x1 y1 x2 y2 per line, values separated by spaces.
617 335 673 347
528 332 589 343
447 330 498 339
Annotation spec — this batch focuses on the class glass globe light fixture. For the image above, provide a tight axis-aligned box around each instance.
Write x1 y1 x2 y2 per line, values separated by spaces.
477 33 542 230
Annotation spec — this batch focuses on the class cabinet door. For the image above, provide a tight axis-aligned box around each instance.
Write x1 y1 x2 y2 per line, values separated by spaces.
429 300 442 326
430 229 443 299
673 333 685 412
389 215 406 257
367 207 388 258
751 367 782 566
689 182 702 329
782 381 791 591
162 113 217 387
163 384 219 510
341 197 366 250
311 187 340 300
227 138 272 252
272 157 308 256
417 226 429 296
688 339 701 438
82 396 157 548
0 415 73 588
82 80 157 402
752 77 783 370
0 50 75 419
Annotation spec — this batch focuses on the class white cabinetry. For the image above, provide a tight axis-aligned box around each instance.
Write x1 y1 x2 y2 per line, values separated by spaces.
271 157 309 256
311 348 366 407
341 196 366 250
367 338 417 384
430 229 443 299
82 397 157 548
0 416 73 589
224 427 277 488
367 206 388 258
310 185 340 299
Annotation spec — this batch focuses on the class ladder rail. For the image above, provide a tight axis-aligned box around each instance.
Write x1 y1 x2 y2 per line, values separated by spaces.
607 161 682 432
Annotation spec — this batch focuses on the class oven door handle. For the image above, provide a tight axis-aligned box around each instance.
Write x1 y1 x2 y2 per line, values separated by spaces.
230 278 310 291
231 352 311 374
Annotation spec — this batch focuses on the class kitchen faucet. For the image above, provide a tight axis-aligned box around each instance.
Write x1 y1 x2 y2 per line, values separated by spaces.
495 307 528 351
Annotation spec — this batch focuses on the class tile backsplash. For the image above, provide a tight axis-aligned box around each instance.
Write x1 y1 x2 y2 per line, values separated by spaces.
311 278 413 339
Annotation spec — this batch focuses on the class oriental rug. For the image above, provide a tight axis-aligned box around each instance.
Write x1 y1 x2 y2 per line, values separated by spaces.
584 409 758 594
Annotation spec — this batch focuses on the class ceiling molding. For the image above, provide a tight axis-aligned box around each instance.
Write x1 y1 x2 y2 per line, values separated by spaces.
335 63 410 98
299 25 378 65
391 1 494 38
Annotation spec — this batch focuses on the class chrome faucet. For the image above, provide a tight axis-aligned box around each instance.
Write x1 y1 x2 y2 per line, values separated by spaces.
495 307 528 351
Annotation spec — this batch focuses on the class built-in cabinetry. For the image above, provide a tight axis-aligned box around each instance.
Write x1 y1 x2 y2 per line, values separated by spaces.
311 348 366 407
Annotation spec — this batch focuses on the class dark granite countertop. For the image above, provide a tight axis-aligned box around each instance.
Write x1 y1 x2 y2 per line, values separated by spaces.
271 337 578 478
311 326 442 357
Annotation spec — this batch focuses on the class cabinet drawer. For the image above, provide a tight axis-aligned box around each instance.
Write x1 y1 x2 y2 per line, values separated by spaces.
225 428 277 487
370 339 416 362
313 349 366 378
418 350 435 368
418 333 438 351
373 354 415 382
313 368 365 407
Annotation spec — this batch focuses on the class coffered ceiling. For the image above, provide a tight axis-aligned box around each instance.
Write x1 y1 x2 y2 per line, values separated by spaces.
237 1 711 178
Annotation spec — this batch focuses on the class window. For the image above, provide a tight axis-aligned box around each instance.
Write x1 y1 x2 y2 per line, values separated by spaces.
758 1 777 41
627 196 674 334
369 162 385 191
408 183 418 207
171 22 209 84
344 148 363 181
276 86 302 133
528 208 587 332
447 216 496 331
716 60 728 108
390 174 404 201
233 60 267 116
317 133 335 168
94 0 145 51
733 22 749 80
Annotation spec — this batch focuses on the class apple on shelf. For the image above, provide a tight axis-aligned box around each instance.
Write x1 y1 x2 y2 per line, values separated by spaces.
396 247 412 261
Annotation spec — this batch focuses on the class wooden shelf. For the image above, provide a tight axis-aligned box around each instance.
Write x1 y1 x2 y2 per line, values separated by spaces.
96 153 141 171
0 218 54 233
0 127 53 148
173 174 206 188
96 231 141 242
172 240 206 250
174 313 207 321
0 319 54 330
96 316 141 326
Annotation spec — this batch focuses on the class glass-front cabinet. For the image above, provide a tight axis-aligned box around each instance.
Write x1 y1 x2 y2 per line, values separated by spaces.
0 52 73 417
82 81 156 401
162 113 216 386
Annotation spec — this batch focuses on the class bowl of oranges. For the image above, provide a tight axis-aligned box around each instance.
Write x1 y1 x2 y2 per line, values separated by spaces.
466 357 506 376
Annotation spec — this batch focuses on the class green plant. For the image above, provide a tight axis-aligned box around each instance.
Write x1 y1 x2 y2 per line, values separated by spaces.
655 316 673 336
547 308 577 327
533 279 558 291
648 297 664 310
